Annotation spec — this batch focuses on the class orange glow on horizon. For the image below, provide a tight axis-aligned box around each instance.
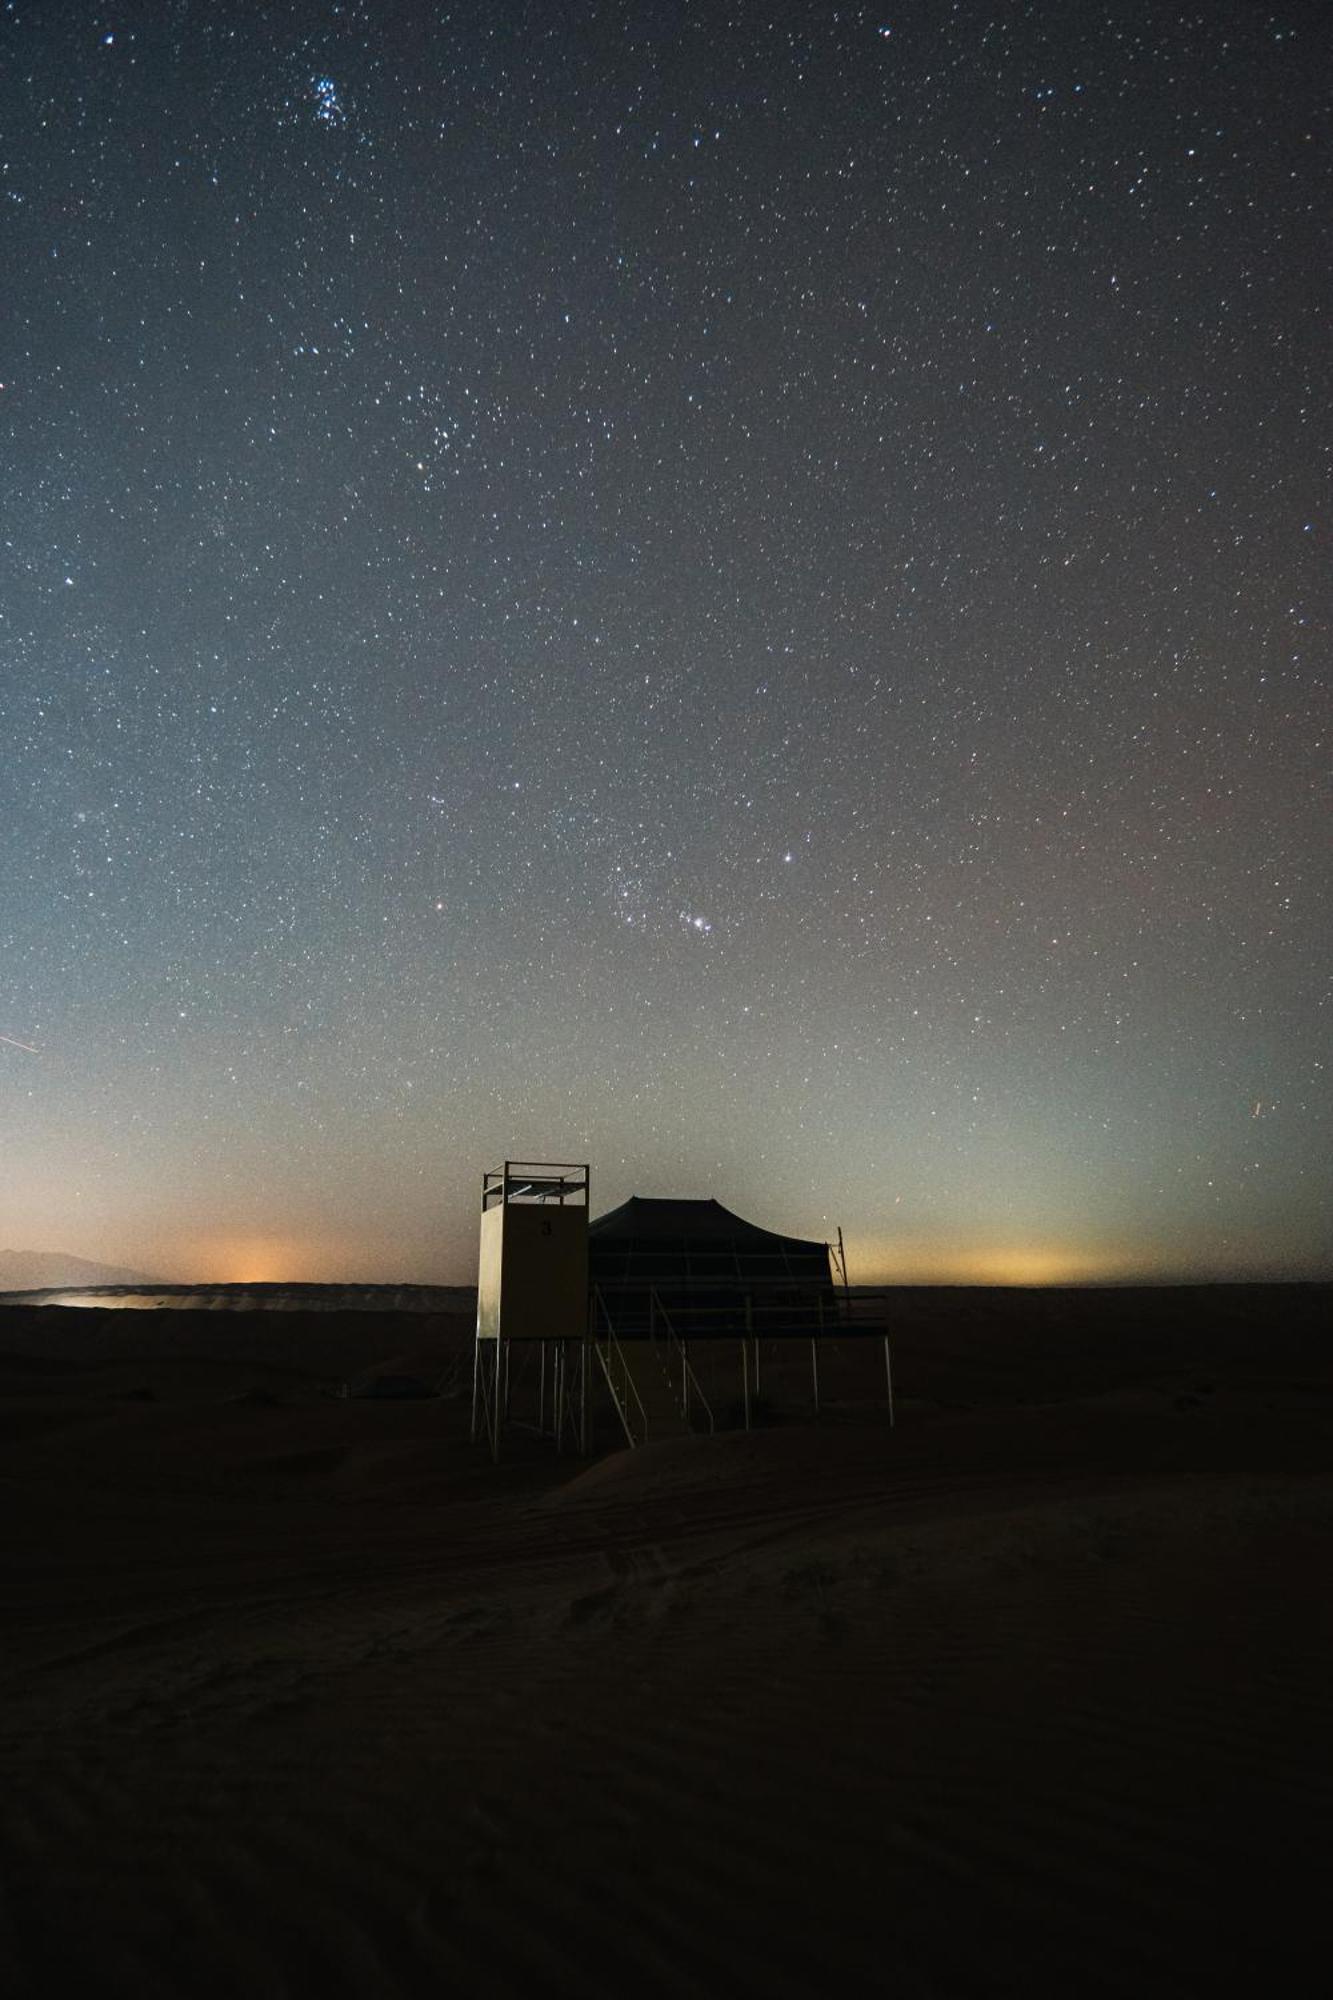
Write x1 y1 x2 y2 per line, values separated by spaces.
180 1237 330 1284
47 1221 1309 1293
847 1235 1166 1287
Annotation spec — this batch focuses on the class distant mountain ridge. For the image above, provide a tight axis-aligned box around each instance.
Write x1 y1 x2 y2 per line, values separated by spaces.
0 1278 473 1312
0 1249 160 1291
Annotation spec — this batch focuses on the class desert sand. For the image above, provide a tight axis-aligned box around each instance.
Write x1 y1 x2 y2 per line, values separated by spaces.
2 1285 1330 1997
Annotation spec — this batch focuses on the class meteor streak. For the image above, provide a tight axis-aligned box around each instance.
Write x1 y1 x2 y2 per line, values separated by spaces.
0 1034 41 1055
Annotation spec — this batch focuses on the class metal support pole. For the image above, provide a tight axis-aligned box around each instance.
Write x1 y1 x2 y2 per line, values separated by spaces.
884 1334 895 1429
744 1295 756 1418
584 1340 594 1455
555 1341 564 1454
813 1293 823 1416
579 1341 588 1453
682 1338 689 1423
539 1341 547 1435
502 1338 511 1423
470 1332 481 1442
741 1338 751 1432
478 1342 488 1453
569 1341 576 1451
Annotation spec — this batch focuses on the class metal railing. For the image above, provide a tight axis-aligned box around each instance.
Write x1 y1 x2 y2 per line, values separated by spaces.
649 1287 714 1433
592 1286 649 1448
592 1283 894 1431
589 1283 894 1443
588 1288 886 1342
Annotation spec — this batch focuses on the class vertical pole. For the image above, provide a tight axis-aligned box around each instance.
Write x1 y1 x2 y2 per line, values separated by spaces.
682 1338 689 1422
884 1335 895 1429
539 1341 547 1435
555 1342 564 1454
470 1331 481 1442
585 1341 594 1456
579 1340 588 1453
745 1295 758 1410
502 1338 511 1423
569 1341 576 1451
813 1293 823 1415
491 1343 503 1463
741 1337 751 1432
837 1226 851 1299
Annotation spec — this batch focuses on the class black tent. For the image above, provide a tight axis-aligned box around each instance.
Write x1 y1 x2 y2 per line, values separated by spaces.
589 1196 834 1337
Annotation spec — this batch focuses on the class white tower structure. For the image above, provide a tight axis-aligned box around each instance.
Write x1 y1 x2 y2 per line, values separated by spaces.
471 1161 589 1458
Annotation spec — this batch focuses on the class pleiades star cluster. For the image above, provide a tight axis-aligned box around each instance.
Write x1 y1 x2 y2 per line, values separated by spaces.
2 3 1328 1282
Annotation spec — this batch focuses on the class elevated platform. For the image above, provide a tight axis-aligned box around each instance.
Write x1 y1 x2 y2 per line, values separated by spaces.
471 1175 893 1458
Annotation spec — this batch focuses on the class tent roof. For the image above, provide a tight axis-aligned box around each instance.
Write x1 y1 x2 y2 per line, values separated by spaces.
590 1196 826 1254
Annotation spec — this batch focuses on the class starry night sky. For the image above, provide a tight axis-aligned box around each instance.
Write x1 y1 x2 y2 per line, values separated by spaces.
3 2 1328 1284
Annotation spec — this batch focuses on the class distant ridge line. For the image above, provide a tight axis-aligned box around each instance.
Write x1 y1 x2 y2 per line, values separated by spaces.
0 1282 476 1313
1 1279 1324 1314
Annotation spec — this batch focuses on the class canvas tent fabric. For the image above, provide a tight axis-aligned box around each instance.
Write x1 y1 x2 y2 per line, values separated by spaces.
589 1198 834 1332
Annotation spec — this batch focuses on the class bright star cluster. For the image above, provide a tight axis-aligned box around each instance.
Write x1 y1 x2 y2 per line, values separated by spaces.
1 3 1328 1283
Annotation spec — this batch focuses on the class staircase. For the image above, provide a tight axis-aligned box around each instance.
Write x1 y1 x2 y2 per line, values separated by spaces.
591 1288 714 1448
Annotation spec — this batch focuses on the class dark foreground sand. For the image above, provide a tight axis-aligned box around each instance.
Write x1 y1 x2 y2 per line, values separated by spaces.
2 1286 1330 1997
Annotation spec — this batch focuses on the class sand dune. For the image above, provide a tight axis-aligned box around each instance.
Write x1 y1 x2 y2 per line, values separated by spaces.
2 1288 1330 1995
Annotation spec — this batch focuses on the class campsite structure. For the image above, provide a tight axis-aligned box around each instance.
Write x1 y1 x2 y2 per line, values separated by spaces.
471 1162 893 1459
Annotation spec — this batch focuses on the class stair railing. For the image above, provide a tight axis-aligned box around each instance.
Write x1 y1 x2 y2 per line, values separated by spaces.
591 1285 648 1448
649 1287 715 1434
